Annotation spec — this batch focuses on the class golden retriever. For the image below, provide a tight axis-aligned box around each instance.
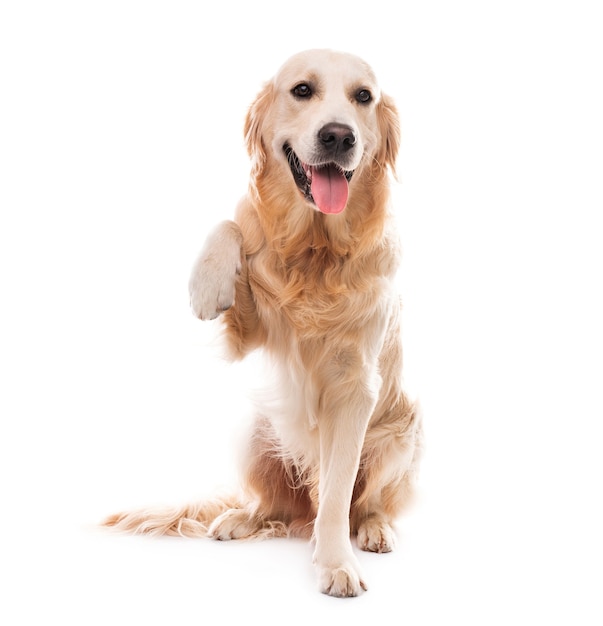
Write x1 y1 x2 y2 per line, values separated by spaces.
105 49 423 597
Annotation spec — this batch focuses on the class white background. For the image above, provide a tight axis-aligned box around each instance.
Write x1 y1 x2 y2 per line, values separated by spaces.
1 1 602 623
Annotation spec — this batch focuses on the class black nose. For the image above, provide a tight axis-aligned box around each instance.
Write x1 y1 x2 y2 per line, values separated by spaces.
318 123 356 154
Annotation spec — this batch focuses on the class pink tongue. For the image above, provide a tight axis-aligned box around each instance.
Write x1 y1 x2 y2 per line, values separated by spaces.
310 165 349 214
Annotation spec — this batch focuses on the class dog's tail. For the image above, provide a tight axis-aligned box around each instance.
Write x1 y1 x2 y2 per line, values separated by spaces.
102 495 243 538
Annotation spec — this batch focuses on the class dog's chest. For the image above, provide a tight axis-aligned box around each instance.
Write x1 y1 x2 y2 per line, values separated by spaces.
250 250 386 338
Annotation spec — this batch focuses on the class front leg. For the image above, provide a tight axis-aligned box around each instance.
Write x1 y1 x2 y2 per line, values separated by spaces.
313 359 380 597
189 220 243 320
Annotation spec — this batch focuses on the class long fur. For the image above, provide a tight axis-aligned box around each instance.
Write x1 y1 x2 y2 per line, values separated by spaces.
104 49 423 597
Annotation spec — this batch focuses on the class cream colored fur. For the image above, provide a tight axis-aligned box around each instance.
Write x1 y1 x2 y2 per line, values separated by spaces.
104 49 423 598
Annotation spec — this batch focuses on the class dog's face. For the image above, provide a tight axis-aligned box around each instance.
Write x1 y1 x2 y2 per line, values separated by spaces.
245 50 399 215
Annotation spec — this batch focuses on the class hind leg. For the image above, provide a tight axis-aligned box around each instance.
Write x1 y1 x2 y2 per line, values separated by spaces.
209 416 314 541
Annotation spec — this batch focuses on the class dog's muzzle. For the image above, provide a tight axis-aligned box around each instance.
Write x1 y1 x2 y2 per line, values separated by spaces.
284 140 355 215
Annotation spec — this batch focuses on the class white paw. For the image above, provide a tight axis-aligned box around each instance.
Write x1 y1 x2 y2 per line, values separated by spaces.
189 222 242 320
314 544 367 597
207 508 258 540
357 517 396 553
316 562 367 598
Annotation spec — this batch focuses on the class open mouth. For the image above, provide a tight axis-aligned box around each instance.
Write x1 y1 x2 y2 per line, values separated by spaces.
284 144 354 215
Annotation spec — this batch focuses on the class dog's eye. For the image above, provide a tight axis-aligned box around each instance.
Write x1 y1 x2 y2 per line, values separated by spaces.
292 83 312 99
355 89 372 104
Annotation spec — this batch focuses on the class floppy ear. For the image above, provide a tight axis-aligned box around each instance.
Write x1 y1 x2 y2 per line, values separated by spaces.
376 92 401 177
244 81 274 178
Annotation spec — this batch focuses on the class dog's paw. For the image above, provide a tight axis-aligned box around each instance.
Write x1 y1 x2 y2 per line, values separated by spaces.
208 508 260 540
316 562 367 598
357 516 396 553
189 256 239 320
314 544 367 597
189 222 242 320
208 508 288 541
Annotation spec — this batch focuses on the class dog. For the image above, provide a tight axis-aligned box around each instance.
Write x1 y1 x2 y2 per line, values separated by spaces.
104 49 423 598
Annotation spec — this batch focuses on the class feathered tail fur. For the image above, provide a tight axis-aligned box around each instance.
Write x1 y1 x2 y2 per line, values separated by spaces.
102 494 300 540
103 496 241 538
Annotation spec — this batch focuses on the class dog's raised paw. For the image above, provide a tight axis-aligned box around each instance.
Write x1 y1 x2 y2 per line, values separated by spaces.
189 259 239 320
189 222 242 320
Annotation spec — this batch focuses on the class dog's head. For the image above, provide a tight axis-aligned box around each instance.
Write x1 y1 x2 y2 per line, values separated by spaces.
245 49 400 215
